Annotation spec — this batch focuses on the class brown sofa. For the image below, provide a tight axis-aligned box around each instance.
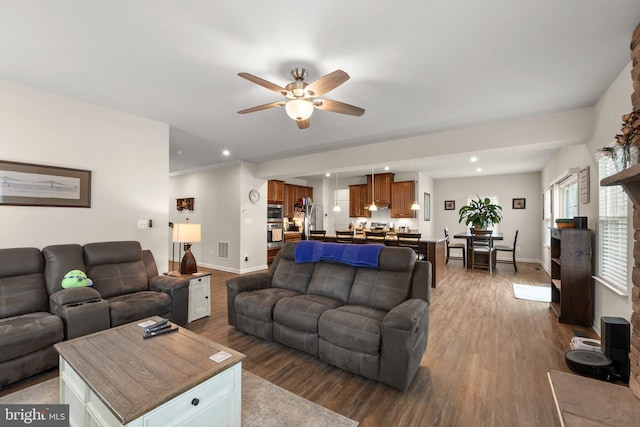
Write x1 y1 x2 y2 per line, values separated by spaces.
0 241 188 387
227 241 431 390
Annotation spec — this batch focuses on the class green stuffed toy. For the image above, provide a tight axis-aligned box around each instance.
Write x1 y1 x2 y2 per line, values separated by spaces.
61 270 93 288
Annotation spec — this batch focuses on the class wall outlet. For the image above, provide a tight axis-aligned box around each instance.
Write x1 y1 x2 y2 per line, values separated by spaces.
244 255 249 262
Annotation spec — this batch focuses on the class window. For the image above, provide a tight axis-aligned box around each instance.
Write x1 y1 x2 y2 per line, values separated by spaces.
598 156 629 292
543 188 552 246
559 175 578 219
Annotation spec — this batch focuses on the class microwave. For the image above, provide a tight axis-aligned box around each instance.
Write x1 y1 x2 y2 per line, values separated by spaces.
267 204 283 222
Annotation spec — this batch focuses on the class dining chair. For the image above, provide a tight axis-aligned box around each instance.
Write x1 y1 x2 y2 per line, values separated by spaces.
494 229 518 272
309 230 327 241
444 228 465 266
470 229 495 274
397 232 423 259
365 230 387 244
335 230 354 243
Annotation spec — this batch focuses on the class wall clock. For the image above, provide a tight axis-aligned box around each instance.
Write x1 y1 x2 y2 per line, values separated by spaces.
249 189 260 204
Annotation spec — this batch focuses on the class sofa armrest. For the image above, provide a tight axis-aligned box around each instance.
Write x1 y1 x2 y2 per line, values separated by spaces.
226 272 273 326
50 287 110 339
49 287 102 312
149 275 190 326
380 298 430 390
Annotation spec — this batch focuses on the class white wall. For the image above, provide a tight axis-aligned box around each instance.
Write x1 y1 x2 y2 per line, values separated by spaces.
434 172 542 263
545 62 635 334
0 79 171 271
169 162 267 274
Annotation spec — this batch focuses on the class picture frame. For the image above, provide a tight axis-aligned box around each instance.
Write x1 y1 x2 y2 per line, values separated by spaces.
444 200 455 211
424 192 430 221
0 160 92 207
512 198 526 209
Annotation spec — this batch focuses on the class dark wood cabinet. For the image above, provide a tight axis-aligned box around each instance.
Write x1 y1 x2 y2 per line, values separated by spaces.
267 180 285 204
366 173 394 207
349 184 371 218
283 184 295 218
391 181 416 218
550 228 592 326
267 248 280 265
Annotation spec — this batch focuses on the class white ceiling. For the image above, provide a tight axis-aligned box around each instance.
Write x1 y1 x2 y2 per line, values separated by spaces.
1 1 639 180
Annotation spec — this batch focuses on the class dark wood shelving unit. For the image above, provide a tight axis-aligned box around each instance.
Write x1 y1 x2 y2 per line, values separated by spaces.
549 227 592 326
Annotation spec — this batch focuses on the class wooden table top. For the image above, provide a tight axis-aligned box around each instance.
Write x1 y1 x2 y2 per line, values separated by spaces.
55 316 245 424
453 231 504 240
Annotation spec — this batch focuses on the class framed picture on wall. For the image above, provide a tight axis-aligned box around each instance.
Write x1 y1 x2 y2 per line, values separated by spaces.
0 160 92 208
444 200 455 210
424 192 430 221
512 198 526 209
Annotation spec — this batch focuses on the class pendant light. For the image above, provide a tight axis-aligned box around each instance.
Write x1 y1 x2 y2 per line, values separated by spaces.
333 173 341 212
411 165 420 211
369 168 378 211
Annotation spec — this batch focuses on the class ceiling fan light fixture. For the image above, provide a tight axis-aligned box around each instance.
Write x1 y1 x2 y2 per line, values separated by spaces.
285 99 314 121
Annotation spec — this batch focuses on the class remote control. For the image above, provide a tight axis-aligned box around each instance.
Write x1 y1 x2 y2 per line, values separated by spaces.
144 319 168 333
143 326 178 339
147 323 171 333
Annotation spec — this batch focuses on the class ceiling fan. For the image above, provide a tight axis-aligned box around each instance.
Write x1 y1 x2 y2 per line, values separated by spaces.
237 68 365 129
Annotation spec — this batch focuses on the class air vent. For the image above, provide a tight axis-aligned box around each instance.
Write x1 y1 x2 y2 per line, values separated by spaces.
218 241 229 259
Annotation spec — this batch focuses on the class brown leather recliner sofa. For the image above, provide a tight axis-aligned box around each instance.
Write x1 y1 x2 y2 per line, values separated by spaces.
0 241 188 387
227 241 431 390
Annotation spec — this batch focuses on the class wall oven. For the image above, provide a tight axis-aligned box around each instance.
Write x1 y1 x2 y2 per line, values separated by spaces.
267 222 284 248
267 204 284 222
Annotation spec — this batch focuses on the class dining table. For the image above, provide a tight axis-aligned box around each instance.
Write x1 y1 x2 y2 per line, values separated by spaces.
453 231 503 269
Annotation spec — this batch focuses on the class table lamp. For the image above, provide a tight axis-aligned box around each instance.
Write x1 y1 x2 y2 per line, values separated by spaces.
173 221 201 274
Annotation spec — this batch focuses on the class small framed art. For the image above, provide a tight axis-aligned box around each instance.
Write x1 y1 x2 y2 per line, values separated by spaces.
512 198 526 209
444 200 455 210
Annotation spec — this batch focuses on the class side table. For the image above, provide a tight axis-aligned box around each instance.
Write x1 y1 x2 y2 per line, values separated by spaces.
165 272 211 323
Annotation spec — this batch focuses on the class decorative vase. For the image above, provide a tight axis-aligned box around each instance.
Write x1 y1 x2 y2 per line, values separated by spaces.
611 144 640 172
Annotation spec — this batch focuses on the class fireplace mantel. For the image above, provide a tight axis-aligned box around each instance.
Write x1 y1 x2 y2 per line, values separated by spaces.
601 162 640 206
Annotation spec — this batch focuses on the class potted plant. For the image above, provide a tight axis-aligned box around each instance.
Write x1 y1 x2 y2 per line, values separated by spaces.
458 196 503 230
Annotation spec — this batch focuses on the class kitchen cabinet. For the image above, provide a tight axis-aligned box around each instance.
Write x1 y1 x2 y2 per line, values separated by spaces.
391 181 416 218
366 173 394 207
267 180 285 204
349 184 371 218
283 184 295 218
267 247 280 264
284 232 302 242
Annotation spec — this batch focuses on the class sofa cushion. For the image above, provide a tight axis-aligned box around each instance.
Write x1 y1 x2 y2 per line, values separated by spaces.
348 268 412 311
235 288 301 322
318 305 387 355
84 241 148 298
107 291 171 327
306 262 356 303
0 312 63 362
274 294 343 333
271 258 315 293
0 248 48 319
42 244 85 296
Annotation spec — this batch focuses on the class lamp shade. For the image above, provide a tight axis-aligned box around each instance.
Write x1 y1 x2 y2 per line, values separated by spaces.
285 99 314 121
173 223 201 243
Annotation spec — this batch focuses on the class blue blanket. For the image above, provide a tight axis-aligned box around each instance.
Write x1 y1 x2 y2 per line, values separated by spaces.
294 241 383 268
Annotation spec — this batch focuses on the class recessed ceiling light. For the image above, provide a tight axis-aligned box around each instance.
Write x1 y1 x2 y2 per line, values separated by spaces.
384 166 390 171
222 149 230 156
470 156 478 162
326 173 331 177
476 167 483 172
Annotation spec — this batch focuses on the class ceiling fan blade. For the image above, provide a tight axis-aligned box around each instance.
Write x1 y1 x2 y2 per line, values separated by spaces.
237 101 284 114
306 70 349 97
314 99 365 116
238 72 288 96
296 118 310 129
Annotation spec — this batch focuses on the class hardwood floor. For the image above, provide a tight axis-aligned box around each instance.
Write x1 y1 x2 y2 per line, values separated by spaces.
189 261 594 427
1 261 596 426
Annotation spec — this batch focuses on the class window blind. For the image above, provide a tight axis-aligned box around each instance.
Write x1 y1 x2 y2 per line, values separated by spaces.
598 157 628 290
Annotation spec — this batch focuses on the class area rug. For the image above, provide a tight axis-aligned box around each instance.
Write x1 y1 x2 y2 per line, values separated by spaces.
513 283 551 302
0 371 358 427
